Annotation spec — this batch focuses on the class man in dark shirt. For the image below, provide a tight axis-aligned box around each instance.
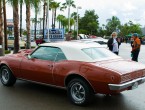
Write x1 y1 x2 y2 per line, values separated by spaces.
131 33 141 62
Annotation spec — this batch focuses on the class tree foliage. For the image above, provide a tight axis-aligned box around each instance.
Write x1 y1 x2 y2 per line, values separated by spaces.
79 10 99 35
105 16 121 35
119 21 142 37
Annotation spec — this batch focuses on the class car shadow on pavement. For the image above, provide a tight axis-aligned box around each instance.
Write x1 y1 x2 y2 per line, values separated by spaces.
91 93 138 110
0 80 142 110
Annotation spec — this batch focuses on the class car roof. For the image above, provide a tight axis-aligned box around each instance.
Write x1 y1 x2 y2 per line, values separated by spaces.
81 38 107 42
40 41 104 62
40 41 101 49
70 40 102 46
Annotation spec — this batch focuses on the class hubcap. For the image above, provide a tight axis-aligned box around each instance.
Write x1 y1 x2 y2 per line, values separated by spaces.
1 69 9 84
71 82 85 102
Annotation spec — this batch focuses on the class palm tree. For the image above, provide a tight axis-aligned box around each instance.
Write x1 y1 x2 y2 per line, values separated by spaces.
71 12 77 21
42 0 53 38
50 2 55 28
31 18 35 30
106 16 121 34
50 1 60 28
3 0 8 50
33 0 41 40
25 0 31 49
20 0 23 38
24 0 41 48
61 17 68 29
57 15 67 29
102 24 105 30
0 0 4 56
61 0 76 31
71 12 77 33
42 0 47 39
70 18 75 30
7 0 20 53
57 14 64 29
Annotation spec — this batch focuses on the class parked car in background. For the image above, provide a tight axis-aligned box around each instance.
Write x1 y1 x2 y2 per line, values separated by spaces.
80 38 108 48
0 42 145 106
77 34 89 39
71 40 106 48
35 37 43 45
7 36 26 49
88 35 97 38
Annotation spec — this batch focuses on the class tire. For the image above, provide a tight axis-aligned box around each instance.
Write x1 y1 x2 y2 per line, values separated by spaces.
67 78 94 106
0 66 16 86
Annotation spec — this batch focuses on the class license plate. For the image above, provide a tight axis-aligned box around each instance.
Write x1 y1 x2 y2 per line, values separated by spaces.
131 82 138 90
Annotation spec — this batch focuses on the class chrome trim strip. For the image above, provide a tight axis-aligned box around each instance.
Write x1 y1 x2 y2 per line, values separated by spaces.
18 78 66 90
108 76 145 90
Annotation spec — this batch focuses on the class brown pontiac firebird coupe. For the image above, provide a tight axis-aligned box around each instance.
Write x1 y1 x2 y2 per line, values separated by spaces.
0 42 145 106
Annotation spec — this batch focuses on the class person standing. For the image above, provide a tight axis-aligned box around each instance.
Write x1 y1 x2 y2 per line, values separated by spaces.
130 37 134 48
107 32 121 55
131 33 141 62
66 31 72 41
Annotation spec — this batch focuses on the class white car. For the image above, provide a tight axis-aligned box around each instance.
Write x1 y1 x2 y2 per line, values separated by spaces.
71 40 106 48
77 34 89 39
80 38 108 48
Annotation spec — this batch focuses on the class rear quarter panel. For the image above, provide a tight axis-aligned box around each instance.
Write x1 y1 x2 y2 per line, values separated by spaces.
53 60 120 94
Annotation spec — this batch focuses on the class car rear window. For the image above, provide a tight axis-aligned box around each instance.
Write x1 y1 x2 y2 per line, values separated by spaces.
82 47 120 61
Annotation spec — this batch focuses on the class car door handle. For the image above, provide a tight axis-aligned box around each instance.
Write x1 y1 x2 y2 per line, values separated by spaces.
48 65 53 67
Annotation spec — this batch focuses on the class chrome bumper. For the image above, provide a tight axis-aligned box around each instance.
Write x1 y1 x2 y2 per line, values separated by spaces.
108 76 145 90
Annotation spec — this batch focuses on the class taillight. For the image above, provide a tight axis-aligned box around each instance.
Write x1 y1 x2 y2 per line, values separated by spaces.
143 70 145 76
121 74 131 82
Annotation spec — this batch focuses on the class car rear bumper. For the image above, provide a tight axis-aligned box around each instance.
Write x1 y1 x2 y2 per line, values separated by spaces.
108 76 145 90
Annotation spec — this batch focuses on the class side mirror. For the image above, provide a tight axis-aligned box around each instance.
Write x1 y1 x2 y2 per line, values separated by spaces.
27 55 32 59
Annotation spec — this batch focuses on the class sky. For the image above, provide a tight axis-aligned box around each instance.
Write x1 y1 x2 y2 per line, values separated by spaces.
6 0 145 29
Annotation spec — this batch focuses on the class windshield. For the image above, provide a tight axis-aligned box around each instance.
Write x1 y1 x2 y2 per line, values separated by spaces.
82 47 120 61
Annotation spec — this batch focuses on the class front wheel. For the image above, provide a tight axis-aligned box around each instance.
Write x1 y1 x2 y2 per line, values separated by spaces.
67 78 94 106
0 66 16 86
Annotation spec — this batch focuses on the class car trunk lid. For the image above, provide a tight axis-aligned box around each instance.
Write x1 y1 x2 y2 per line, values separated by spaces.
96 59 145 75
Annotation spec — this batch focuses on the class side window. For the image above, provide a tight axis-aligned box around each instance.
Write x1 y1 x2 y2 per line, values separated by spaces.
31 46 60 61
55 52 67 62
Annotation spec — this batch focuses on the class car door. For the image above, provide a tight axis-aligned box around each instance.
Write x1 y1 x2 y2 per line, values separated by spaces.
20 46 60 84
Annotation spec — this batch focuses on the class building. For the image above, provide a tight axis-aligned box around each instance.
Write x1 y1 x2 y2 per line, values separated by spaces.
7 19 14 37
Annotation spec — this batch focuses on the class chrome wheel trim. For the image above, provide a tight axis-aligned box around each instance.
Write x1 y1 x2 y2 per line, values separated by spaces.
71 82 86 102
1 69 9 84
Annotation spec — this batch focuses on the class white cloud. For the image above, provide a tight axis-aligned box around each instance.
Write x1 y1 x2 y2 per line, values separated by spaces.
6 0 145 28
122 12 133 17
123 1 137 12
110 10 117 16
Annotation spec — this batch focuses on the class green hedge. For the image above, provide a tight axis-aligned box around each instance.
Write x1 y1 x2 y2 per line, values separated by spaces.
5 50 11 54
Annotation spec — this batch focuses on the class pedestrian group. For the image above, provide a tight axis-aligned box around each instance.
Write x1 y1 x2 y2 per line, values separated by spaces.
107 32 141 62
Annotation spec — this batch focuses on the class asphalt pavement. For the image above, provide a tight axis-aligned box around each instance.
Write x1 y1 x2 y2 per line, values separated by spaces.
119 43 145 64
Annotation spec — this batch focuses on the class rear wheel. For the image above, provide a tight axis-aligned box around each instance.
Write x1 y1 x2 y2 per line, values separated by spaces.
67 78 94 106
0 66 16 86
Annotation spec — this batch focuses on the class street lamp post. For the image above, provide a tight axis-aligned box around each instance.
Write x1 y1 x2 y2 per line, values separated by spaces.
77 6 82 39
68 0 70 31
